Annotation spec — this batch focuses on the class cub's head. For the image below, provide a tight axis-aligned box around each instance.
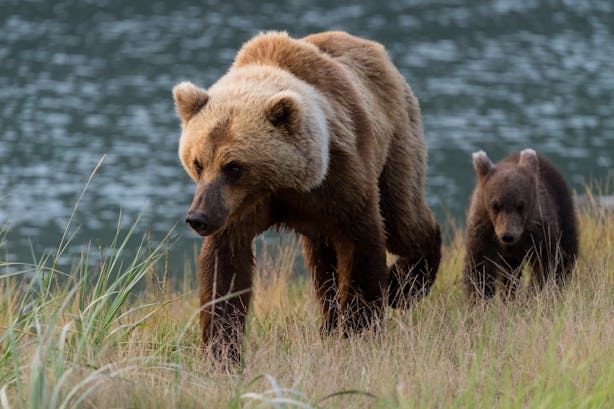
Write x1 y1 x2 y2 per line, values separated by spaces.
173 77 329 236
472 149 539 246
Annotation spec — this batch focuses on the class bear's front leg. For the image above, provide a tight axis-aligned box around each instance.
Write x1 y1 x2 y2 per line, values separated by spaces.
302 235 340 335
199 231 254 364
533 223 575 291
499 256 524 300
463 235 501 302
334 213 388 335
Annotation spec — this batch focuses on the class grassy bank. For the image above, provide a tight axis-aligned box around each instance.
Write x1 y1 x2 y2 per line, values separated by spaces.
1 192 613 409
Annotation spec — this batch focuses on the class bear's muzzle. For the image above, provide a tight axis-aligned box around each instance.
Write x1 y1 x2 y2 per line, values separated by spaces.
185 210 213 236
186 177 229 236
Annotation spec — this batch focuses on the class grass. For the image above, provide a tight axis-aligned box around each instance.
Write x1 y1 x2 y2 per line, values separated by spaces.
0 189 613 408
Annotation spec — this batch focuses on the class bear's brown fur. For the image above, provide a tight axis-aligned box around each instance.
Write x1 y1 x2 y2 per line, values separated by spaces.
463 149 578 301
173 31 441 362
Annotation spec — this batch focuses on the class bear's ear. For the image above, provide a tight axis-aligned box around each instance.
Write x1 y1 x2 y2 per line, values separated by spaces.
264 91 302 131
472 150 495 181
519 148 538 172
173 81 209 124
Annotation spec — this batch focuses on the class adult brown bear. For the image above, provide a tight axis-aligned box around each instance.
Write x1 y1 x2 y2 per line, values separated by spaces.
173 31 441 362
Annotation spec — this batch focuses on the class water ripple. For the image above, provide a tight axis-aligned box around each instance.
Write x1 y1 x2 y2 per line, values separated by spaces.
0 0 612 269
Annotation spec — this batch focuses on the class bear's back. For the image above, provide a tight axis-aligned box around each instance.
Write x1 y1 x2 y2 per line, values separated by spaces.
304 31 408 127
232 31 400 93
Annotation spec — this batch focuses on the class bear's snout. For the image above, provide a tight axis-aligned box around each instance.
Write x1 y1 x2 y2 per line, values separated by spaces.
186 210 213 236
500 231 517 244
186 178 230 236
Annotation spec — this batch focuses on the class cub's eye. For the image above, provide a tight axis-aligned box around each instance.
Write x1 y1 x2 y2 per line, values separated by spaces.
193 160 203 176
222 162 243 181
492 201 501 213
517 201 525 212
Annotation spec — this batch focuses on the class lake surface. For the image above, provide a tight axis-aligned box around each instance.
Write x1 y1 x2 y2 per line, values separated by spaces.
1 0 613 274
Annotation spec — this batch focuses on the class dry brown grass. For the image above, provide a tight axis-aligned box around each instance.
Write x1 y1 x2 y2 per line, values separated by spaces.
1 192 613 408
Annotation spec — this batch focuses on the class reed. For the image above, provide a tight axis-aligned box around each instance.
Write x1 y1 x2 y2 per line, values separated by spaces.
0 189 612 408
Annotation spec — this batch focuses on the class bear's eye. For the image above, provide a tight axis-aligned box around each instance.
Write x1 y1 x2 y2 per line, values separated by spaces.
492 201 501 213
222 162 243 181
517 201 525 212
193 160 203 177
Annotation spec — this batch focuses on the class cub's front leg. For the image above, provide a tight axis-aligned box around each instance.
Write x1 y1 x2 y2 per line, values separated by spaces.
463 231 502 302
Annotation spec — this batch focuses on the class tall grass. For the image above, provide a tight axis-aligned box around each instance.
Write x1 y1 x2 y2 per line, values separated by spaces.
0 189 613 408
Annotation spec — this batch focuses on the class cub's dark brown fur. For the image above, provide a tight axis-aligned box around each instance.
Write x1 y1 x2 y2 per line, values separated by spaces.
464 149 578 301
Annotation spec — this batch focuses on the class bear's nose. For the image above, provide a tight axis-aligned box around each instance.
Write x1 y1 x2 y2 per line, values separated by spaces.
185 210 209 235
501 232 516 243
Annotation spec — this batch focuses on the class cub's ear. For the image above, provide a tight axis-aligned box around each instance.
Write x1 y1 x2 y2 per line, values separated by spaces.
472 150 495 181
519 148 538 172
264 91 302 131
173 81 209 124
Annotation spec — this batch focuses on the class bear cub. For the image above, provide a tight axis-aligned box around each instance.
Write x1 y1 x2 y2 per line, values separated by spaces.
463 148 578 300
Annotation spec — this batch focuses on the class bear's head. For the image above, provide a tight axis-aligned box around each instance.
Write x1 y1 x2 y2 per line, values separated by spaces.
472 149 539 246
173 74 330 236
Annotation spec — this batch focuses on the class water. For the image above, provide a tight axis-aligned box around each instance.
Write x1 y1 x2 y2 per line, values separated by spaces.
1 0 613 273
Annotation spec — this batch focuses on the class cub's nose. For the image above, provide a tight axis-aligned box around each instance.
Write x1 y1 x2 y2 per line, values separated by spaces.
185 210 209 235
501 232 516 243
